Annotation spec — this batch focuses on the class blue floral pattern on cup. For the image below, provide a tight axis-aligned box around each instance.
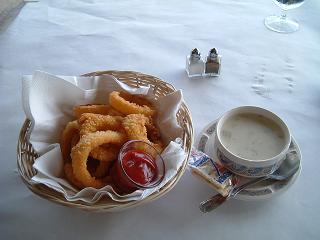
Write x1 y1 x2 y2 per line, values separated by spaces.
217 149 275 177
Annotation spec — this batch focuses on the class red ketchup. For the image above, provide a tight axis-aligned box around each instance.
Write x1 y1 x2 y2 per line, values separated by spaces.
111 150 158 194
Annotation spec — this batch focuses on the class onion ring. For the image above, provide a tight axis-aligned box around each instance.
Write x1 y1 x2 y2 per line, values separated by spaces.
122 114 163 152
109 91 155 116
78 113 123 137
117 92 154 108
146 117 161 143
74 104 123 118
122 114 149 140
64 163 84 189
70 133 80 149
78 113 123 163
71 131 127 188
90 145 120 162
60 121 79 162
65 159 111 188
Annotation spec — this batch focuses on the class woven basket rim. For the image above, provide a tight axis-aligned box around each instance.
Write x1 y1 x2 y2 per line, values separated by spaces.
17 70 194 212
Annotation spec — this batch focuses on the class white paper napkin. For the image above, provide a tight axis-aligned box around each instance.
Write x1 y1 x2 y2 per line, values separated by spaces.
22 71 187 203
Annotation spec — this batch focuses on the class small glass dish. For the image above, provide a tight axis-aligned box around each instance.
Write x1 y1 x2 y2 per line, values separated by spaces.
111 140 165 194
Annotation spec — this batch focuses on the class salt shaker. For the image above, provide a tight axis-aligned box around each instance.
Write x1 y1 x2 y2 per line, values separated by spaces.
186 48 205 78
204 48 221 77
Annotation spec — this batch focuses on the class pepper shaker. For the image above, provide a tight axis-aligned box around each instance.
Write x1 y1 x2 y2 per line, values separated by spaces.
204 48 221 77
186 48 205 78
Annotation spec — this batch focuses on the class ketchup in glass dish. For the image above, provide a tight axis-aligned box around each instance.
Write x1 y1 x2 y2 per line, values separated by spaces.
111 140 165 194
122 150 158 185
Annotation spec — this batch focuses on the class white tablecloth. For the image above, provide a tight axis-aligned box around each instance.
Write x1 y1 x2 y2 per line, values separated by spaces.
0 0 319 239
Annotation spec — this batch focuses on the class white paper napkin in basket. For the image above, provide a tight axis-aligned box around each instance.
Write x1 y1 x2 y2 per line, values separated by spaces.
22 71 187 203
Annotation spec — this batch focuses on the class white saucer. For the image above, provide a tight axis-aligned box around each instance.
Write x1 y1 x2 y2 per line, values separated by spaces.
196 120 301 201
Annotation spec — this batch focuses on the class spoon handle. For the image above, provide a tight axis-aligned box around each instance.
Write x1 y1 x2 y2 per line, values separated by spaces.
230 176 268 197
199 194 228 213
199 176 268 213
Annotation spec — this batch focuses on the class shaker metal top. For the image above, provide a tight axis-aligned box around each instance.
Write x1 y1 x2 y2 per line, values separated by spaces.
208 48 218 60
190 48 201 60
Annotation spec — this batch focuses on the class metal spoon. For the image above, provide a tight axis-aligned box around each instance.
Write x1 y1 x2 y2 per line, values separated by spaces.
199 150 300 213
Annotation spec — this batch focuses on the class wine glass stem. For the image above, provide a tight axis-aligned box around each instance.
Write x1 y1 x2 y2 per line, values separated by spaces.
281 10 287 20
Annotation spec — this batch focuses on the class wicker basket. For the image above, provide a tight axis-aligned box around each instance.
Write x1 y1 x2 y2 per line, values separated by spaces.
17 70 194 212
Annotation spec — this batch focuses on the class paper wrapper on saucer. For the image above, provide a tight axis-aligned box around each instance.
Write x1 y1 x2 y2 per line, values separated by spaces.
22 71 187 203
188 148 238 196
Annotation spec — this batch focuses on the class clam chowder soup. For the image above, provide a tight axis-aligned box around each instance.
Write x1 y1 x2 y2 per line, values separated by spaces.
220 113 286 160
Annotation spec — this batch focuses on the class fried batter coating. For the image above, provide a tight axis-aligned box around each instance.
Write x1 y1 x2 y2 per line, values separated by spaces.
71 131 127 188
109 91 155 116
118 92 154 108
64 163 84 189
122 114 149 140
61 121 79 162
70 133 80 149
78 113 123 162
74 104 123 118
146 117 161 143
78 113 123 137
122 114 163 152
90 145 119 162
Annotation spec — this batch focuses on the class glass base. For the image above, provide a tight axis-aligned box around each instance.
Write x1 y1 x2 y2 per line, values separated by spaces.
264 15 299 33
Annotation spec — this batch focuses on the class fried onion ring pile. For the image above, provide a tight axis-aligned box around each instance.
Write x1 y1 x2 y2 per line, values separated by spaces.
60 91 163 189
